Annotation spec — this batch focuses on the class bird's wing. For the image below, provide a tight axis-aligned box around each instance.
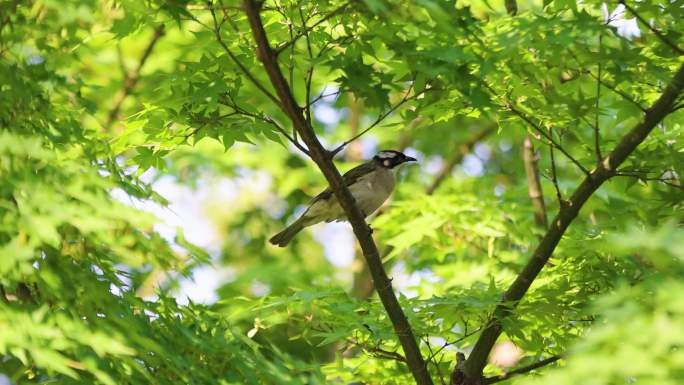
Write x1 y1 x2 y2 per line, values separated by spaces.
309 162 377 204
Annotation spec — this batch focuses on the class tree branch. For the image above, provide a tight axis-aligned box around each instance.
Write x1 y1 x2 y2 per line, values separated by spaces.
425 338 448 385
347 93 373 299
454 62 684 385
274 2 352 55
427 124 496 195
480 81 590 175
619 0 684 56
587 71 648 113
209 3 280 106
0 285 8 304
219 94 310 155
241 2 433 384
672 102 684 113
563 52 648 113
505 0 517 15
345 338 407 363
427 326 484 385
106 25 165 128
330 83 427 157
523 137 548 228
594 34 603 162
547 130 564 206
376 123 494 294
482 355 561 384
307 88 342 108
615 172 684 191
369 345 407 362
427 326 483 363
298 6 315 125
505 103 590 175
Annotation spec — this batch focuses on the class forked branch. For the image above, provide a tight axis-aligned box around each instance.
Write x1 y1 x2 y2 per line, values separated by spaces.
274 2 352 54
480 81 590 175
330 84 431 157
482 355 561 384
453 62 684 385
619 0 684 56
209 2 280 106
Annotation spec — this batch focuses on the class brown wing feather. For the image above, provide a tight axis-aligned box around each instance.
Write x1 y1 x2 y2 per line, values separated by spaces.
309 162 377 203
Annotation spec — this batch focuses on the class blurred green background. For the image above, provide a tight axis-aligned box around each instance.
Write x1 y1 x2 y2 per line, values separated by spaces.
0 0 683 384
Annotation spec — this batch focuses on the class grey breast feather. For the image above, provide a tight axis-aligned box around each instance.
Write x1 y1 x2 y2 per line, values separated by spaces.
348 166 395 216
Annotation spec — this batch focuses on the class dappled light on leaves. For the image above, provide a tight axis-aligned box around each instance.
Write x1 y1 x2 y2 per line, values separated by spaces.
0 0 683 384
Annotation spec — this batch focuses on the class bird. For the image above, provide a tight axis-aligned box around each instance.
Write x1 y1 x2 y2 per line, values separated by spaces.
269 150 417 247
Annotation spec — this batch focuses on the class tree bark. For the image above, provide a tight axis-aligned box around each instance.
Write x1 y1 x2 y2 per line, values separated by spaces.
505 0 518 15
522 137 548 228
346 94 375 299
242 2 433 384
455 62 684 384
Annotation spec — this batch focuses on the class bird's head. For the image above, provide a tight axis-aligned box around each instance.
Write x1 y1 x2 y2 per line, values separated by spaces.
373 150 417 169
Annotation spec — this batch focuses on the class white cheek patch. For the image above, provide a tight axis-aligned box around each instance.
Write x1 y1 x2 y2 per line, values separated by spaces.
383 159 391 167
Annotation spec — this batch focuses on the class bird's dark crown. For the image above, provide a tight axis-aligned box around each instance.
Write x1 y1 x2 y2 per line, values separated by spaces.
373 150 417 169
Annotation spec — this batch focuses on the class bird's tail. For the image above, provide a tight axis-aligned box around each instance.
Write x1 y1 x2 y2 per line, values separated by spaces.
269 217 307 247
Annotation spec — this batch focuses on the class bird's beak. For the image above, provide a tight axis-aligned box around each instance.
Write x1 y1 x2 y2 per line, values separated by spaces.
405 156 417 162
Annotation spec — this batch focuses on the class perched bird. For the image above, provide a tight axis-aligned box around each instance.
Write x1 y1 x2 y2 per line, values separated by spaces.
269 150 417 247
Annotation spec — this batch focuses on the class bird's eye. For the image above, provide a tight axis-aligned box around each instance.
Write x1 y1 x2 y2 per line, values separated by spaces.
383 159 391 167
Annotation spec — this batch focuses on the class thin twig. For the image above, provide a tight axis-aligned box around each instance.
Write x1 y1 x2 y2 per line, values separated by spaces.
425 338 448 385
287 19 295 90
186 3 243 11
209 2 281 106
595 77 647 113
456 62 684 384
345 338 407 362
554 58 647 113
317 33 356 58
426 327 483 363
219 0 252 47
594 34 603 161
106 25 165 128
219 94 310 155
299 7 314 125
307 89 342 107
274 2 352 55
505 0 518 15
548 129 563 205
242 2 432 383
371 349 407 362
506 104 590 175
619 0 684 56
371 348 406 362
0 285 9 303
523 137 548 228
480 81 590 175
115 43 127 78
615 172 684 191
331 83 426 156
482 355 561 384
